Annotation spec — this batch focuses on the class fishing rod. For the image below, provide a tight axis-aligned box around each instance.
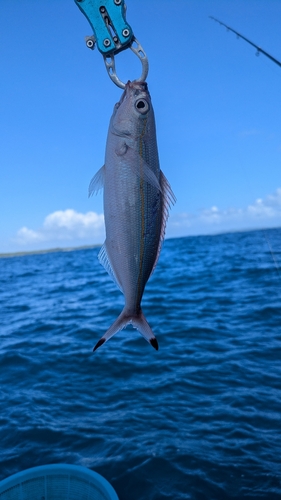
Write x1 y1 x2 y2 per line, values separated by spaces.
209 16 281 68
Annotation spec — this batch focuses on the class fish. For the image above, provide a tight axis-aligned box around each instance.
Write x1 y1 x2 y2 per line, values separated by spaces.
89 80 175 351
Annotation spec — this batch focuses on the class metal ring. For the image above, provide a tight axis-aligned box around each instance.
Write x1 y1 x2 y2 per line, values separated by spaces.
103 37 149 89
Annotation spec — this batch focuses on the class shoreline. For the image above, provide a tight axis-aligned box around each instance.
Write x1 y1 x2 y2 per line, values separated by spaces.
0 244 101 259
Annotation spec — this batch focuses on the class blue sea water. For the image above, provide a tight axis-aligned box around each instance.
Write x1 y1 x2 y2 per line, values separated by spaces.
0 229 281 499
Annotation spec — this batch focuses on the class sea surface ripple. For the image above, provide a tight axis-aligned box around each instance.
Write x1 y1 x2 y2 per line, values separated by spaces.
0 229 281 499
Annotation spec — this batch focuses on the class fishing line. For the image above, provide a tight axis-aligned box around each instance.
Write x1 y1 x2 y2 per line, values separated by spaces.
210 16 281 278
263 230 281 280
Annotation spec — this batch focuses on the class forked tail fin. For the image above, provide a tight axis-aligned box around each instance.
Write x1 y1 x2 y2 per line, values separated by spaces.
93 308 158 351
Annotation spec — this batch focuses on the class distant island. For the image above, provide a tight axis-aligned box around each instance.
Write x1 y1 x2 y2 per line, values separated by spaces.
0 244 101 259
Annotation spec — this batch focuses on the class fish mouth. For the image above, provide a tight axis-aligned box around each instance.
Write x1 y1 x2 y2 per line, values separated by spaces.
113 80 151 119
118 80 150 105
127 80 150 98
126 80 148 92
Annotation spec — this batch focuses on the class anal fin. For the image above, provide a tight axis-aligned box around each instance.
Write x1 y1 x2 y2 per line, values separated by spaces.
98 243 123 293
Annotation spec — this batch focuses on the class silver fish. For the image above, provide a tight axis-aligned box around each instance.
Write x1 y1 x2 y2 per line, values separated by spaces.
89 80 175 351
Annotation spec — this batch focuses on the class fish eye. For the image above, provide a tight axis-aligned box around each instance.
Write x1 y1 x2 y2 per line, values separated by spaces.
135 98 150 114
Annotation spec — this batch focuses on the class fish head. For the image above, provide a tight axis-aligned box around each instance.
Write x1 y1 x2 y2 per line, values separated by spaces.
110 81 154 138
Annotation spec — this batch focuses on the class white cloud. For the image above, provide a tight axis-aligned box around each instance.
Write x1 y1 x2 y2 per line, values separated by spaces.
16 209 104 246
43 209 104 237
17 226 45 243
167 188 281 237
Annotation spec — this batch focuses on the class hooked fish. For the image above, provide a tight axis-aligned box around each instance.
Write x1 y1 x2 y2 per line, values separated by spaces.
89 80 175 351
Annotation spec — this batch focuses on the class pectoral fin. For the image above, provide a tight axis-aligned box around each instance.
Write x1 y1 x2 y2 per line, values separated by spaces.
116 144 162 192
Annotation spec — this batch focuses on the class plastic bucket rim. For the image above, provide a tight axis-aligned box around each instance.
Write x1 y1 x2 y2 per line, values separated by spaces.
0 463 118 500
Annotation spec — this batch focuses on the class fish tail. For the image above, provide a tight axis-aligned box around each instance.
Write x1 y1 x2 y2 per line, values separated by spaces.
131 310 159 351
93 308 158 351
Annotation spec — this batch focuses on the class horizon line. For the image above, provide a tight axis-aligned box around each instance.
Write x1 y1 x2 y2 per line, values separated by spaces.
1 225 280 259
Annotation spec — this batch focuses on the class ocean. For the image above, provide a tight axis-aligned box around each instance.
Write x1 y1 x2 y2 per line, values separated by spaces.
0 229 281 499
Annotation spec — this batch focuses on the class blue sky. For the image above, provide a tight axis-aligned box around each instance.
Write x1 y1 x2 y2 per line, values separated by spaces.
1 0 281 252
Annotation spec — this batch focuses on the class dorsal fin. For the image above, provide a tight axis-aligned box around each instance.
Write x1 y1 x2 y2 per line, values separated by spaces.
149 170 176 277
88 165 105 197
